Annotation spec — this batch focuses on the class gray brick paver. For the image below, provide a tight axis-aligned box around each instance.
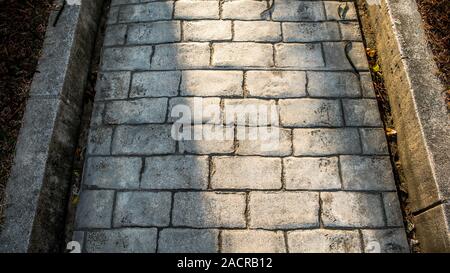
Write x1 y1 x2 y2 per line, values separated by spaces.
74 0 408 253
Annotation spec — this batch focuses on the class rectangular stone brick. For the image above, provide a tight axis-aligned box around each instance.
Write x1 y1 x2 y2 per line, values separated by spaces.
172 192 247 228
85 228 157 253
323 42 368 70
107 6 119 24
90 102 105 127
283 22 340 42
222 0 269 20
104 25 127 46
360 128 389 155
307 72 361 97
340 21 362 41
224 99 278 126
293 128 361 156
96 72 131 100
272 1 326 21
75 190 114 229
246 71 306 98
141 156 209 189
119 2 173 23
111 0 139 6
275 43 324 68
127 21 181 44
279 99 343 127
180 70 243 97
340 155 396 191
360 72 376 98
184 20 232 41
87 127 113 155
130 71 181 98
321 192 385 227
84 157 142 189
236 127 292 156
284 157 341 190
114 192 172 227
179 125 235 154
112 125 176 155
104 98 168 124
158 229 219 253
174 0 219 19
361 229 410 253
101 46 153 71
383 192 404 227
221 230 286 253
343 99 383 126
249 192 319 229
324 1 357 20
212 42 274 67
152 43 210 69
168 97 222 124
288 230 361 253
211 156 282 189
234 21 281 42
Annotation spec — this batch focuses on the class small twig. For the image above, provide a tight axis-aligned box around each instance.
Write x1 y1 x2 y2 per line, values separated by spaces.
345 42 360 79
53 0 66 27
338 2 349 20
261 0 275 17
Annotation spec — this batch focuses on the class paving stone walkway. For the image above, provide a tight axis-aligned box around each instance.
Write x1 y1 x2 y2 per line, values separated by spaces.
73 0 409 253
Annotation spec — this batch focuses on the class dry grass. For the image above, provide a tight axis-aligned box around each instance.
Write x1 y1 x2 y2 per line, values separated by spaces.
416 0 450 108
0 0 55 224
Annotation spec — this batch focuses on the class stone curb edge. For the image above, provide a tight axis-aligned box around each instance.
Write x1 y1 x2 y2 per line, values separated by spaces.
0 0 105 252
363 0 449 251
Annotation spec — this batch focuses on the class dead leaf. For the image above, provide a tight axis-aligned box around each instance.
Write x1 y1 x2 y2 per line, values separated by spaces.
386 128 397 136
366 48 377 58
372 64 380 72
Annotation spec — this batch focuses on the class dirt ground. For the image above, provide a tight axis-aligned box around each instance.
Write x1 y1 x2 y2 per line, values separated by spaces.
0 0 55 225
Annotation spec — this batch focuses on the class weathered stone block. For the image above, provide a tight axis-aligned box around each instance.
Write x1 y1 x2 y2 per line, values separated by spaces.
284 157 341 190
172 192 247 228
288 230 361 253
180 70 243 97
307 72 361 97
279 99 343 127
152 43 211 69
85 228 157 253
184 20 232 41
75 190 114 229
283 22 340 42
101 46 153 70
130 71 181 98
104 98 168 124
127 21 181 44
212 42 274 67
246 71 306 98
84 157 142 189
112 125 176 155
114 192 172 227
234 21 281 42
221 230 286 253
321 192 385 228
211 156 282 189
275 43 324 68
141 156 209 190
293 128 361 156
158 229 218 253
249 192 319 229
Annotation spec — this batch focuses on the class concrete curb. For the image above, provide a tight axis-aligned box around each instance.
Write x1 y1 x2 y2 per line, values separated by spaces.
0 0 104 252
363 0 449 251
